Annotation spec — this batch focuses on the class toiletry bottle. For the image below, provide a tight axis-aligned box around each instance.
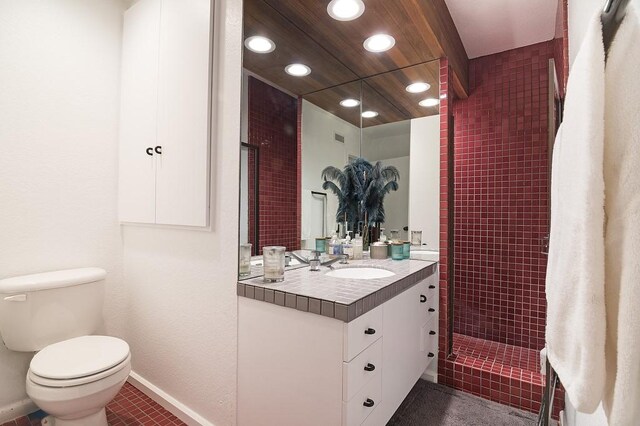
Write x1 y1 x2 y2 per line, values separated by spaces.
342 236 354 260
329 233 342 255
379 228 387 243
353 236 363 260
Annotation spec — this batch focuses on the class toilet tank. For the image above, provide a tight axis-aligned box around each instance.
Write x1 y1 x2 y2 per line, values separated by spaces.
0 268 106 352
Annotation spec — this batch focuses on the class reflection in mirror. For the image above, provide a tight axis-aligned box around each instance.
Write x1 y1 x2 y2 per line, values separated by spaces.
238 0 443 278
359 62 441 244
300 81 362 250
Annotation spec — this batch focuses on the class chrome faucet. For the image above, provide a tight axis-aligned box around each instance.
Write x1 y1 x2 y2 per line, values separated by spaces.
288 250 349 271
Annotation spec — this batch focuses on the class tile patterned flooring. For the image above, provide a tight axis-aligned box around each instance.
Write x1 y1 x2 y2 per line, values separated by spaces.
1 383 186 426
4 347 562 425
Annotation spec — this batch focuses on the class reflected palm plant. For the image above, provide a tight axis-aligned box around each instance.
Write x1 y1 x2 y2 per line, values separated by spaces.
322 158 399 242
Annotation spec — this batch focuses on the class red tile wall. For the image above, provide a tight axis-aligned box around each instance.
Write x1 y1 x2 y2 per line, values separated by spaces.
438 43 563 417
452 41 553 351
248 77 300 254
437 58 454 375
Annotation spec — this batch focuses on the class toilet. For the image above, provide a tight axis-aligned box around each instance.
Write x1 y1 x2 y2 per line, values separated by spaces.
0 268 131 426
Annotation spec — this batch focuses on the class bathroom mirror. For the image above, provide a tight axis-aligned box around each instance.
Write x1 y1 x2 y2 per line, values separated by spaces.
239 0 442 278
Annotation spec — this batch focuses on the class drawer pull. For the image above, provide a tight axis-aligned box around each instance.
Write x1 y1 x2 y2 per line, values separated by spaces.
420 295 426 303
363 398 375 408
429 330 436 335
364 328 376 335
428 308 435 312
429 285 436 289
428 352 435 358
364 363 376 372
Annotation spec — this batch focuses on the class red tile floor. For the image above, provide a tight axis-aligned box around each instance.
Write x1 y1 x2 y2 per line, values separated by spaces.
1 383 186 426
442 333 564 418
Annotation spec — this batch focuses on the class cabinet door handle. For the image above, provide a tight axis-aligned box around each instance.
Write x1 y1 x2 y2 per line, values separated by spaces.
364 363 376 372
420 295 426 303
363 398 375 408
428 352 435 358
429 285 436 289
429 330 436 335
364 328 376 335
146 147 154 156
428 308 435 312
154 145 162 154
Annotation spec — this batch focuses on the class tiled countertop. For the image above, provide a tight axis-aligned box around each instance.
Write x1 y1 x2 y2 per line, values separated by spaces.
237 258 438 322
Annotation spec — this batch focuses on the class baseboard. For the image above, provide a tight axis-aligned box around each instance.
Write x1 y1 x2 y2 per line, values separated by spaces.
0 398 37 423
421 368 438 383
127 371 215 426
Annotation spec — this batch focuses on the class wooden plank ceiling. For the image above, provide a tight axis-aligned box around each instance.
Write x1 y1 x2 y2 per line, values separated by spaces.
243 0 468 127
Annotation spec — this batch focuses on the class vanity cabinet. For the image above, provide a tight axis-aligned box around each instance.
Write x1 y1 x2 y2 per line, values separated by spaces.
119 0 211 227
238 271 439 426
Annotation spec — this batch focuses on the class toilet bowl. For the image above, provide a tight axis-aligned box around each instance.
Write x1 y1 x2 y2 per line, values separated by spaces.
0 268 131 426
25 335 131 426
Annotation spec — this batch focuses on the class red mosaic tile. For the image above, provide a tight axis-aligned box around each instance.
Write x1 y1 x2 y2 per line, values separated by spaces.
2 383 185 426
452 41 554 351
438 42 565 418
247 77 300 255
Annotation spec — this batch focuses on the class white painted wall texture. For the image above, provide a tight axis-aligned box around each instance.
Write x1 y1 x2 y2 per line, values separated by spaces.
0 0 125 419
362 122 412 240
409 116 440 250
0 0 243 425
301 100 360 245
117 0 242 424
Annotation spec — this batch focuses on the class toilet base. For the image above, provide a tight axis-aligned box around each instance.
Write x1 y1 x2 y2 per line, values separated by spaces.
41 408 107 426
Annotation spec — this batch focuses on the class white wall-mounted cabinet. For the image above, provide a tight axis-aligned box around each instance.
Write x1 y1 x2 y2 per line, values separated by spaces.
119 0 212 227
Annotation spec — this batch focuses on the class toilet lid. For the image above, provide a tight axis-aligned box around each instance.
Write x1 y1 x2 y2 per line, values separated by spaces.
31 336 130 380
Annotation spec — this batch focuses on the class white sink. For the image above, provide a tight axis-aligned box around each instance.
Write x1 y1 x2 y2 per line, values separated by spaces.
326 267 396 280
410 249 439 261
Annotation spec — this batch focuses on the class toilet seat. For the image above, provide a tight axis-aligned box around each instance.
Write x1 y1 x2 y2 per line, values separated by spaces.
29 336 130 388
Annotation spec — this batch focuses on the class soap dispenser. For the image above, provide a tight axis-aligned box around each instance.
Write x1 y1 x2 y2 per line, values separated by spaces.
329 233 342 255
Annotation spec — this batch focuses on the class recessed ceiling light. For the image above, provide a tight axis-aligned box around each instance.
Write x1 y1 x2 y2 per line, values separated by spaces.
363 34 395 53
419 98 439 107
285 63 311 77
327 0 365 21
340 98 360 107
361 111 379 118
406 82 431 93
244 36 275 53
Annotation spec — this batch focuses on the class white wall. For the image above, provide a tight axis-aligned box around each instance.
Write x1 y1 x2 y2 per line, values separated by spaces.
301 100 360 246
0 0 242 424
0 0 125 420
362 121 411 162
116 0 242 425
378 156 410 238
409 115 440 250
568 0 640 66
361 121 412 239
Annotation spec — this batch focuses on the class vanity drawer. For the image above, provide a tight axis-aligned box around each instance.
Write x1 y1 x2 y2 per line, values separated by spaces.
418 282 438 325
343 306 383 362
420 317 438 365
342 370 381 426
343 338 383 402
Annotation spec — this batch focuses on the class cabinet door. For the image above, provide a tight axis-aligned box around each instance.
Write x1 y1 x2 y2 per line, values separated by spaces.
118 0 161 224
155 0 211 227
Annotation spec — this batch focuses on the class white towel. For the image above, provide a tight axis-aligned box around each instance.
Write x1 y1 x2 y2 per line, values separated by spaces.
603 6 640 425
545 11 606 413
